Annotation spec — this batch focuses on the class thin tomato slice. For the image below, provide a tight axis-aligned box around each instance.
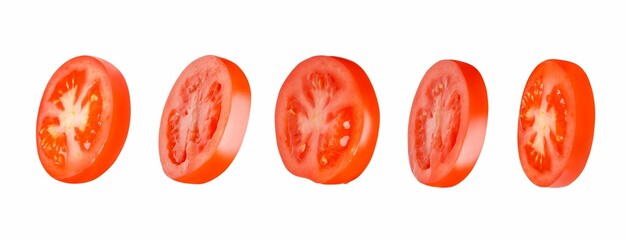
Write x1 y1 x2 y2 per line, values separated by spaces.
517 59 595 187
159 55 251 184
408 60 488 187
275 56 380 184
36 55 131 183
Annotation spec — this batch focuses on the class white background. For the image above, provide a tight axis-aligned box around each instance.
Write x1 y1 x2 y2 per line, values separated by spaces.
1 1 622 239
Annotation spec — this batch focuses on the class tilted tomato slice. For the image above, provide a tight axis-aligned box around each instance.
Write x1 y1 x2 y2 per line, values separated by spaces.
159 55 251 184
408 60 488 187
275 55 380 184
36 55 131 183
517 59 595 187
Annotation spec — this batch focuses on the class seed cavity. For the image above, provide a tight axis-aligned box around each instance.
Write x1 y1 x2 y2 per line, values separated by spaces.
520 80 569 172
167 75 223 165
39 71 103 167
412 76 460 170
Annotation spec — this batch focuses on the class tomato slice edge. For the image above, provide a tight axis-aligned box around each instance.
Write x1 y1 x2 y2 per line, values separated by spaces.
551 60 594 187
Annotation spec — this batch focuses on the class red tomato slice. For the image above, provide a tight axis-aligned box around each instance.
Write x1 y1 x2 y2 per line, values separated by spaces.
517 59 595 187
275 56 380 184
408 60 488 187
159 55 251 184
36 55 131 183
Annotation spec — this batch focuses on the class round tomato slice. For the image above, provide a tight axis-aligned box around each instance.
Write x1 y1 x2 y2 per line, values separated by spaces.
408 60 488 187
517 59 595 187
159 55 251 184
275 56 380 184
36 55 131 183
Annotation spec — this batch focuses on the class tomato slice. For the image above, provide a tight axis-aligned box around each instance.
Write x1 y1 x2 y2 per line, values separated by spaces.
408 60 488 187
275 56 380 184
159 55 251 184
517 59 595 187
36 55 131 183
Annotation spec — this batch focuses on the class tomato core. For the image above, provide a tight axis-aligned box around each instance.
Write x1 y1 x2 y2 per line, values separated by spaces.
411 78 462 170
519 78 567 172
285 72 354 168
38 70 103 167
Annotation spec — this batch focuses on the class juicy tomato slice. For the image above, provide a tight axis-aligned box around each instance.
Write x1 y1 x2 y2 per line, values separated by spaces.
408 60 488 187
517 59 595 187
36 55 131 183
275 56 380 184
159 55 251 184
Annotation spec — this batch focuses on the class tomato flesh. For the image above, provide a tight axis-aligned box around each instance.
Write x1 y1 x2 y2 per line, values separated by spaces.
517 59 594 187
166 80 223 165
39 70 103 167
285 73 355 169
276 56 379 184
412 83 462 171
519 79 567 172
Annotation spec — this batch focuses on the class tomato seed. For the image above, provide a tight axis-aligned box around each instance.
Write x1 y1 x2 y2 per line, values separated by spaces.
342 121 350 129
320 156 328 165
298 144 306 153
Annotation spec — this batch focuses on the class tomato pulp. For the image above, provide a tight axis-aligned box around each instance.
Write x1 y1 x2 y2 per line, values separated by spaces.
518 59 595 187
408 60 488 187
275 56 380 184
36 55 131 183
159 55 251 184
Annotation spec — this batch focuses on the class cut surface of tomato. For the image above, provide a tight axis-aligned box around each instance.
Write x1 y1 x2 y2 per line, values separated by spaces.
36 55 131 183
517 59 594 187
275 56 380 184
159 55 251 184
408 60 488 187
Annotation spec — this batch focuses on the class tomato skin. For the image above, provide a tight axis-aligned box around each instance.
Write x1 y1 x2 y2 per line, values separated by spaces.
274 55 380 184
158 55 251 184
517 59 595 187
36 55 131 183
408 60 488 187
